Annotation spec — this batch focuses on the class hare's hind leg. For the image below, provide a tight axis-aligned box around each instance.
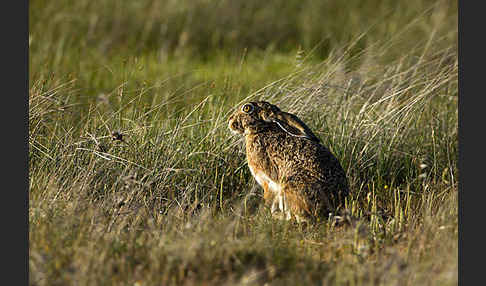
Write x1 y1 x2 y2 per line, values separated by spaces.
282 186 312 222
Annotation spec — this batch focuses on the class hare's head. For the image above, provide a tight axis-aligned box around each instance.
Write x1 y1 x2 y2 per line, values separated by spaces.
228 101 281 135
228 101 319 141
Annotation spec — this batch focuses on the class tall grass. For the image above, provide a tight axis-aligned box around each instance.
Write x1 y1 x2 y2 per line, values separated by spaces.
29 0 457 285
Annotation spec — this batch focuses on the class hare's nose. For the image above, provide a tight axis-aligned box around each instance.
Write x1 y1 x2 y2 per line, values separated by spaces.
228 116 236 129
229 119 237 129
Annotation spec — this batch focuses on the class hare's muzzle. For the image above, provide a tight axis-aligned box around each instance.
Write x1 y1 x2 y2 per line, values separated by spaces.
228 113 244 134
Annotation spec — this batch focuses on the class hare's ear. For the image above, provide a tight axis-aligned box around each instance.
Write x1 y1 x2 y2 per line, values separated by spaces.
267 112 320 142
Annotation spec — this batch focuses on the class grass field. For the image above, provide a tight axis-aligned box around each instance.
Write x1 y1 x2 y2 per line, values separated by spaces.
29 0 457 285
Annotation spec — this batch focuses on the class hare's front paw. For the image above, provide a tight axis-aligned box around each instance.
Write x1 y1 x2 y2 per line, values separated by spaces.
271 211 291 221
270 193 292 220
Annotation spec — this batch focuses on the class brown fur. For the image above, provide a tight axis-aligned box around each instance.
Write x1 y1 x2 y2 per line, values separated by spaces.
229 101 350 221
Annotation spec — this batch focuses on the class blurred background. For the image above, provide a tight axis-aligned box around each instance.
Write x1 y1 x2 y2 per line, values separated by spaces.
29 0 457 94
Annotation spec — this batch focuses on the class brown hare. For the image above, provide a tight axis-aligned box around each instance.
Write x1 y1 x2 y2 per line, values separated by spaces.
228 101 349 222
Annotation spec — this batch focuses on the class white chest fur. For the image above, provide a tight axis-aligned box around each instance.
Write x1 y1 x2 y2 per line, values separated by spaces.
248 165 278 192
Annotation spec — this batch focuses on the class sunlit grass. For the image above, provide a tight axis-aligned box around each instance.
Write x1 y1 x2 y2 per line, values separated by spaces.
29 0 457 285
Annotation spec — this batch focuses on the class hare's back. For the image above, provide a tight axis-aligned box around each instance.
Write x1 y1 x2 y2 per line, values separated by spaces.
264 132 349 191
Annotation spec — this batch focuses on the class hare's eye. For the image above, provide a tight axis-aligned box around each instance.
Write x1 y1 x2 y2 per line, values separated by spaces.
241 103 254 114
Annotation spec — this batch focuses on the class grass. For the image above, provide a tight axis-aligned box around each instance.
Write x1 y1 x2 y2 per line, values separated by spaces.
29 0 457 285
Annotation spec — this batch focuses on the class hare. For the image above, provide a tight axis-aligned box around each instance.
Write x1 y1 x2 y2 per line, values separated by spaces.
228 101 349 222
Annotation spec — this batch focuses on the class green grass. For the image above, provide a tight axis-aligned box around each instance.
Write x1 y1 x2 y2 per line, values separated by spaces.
29 0 457 285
